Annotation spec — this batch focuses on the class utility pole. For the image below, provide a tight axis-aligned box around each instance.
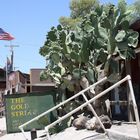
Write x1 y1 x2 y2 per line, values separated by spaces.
5 43 19 71
5 43 19 89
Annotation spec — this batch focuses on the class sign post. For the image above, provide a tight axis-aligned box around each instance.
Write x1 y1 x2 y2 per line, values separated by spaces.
31 128 37 140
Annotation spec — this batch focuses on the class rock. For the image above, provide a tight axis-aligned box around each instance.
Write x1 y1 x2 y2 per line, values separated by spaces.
85 117 96 130
73 115 112 133
72 116 89 130
95 115 112 133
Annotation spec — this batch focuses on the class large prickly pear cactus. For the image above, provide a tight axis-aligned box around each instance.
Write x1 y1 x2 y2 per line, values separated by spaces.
39 1 139 116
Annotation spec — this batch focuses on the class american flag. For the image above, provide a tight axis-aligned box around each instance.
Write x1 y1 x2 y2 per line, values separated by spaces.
0 28 14 41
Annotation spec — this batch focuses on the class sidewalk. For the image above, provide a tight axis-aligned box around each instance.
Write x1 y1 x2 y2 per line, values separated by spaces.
51 127 109 140
0 117 139 140
0 117 45 140
0 117 30 140
107 123 139 140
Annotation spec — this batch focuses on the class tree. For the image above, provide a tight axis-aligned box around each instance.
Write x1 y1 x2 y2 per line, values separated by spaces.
69 0 99 18
59 17 81 30
59 0 99 30
131 0 140 22
133 0 140 15
121 0 140 24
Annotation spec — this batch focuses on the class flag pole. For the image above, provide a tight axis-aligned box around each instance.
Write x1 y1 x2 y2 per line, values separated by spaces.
0 28 15 89
5 42 19 71
5 58 8 90
5 41 14 90
10 41 14 71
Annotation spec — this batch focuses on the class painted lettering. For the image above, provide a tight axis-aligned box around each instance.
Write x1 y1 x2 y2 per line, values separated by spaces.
11 98 24 104
11 110 36 117
11 104 28 110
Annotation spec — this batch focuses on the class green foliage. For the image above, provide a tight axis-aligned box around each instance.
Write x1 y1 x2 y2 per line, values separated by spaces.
40 24 95 91
59 17 81 30
133 0 140 16
122 0 140 23
39 0 139 132
118 0 127 14
37 115 49 126
89 3 138 75
70 0 99 18
58 0 99 29
40 1 139 88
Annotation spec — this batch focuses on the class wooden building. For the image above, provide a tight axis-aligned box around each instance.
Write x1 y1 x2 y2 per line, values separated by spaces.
0 68 6 90
30 69 55 92
111 19 140 121
0 68 6 115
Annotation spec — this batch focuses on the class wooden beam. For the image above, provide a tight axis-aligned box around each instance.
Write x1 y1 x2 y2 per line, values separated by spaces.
125 60 134 121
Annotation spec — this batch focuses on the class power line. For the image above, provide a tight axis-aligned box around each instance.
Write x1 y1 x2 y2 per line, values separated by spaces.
12 42 43 47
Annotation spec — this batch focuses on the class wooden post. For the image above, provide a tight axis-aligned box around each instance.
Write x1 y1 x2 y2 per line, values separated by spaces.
125 60 134 121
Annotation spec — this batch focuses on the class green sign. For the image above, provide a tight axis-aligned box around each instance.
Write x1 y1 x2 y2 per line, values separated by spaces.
5 91 57 133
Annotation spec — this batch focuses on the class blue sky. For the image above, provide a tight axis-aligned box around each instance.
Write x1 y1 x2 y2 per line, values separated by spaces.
0 0 134 73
